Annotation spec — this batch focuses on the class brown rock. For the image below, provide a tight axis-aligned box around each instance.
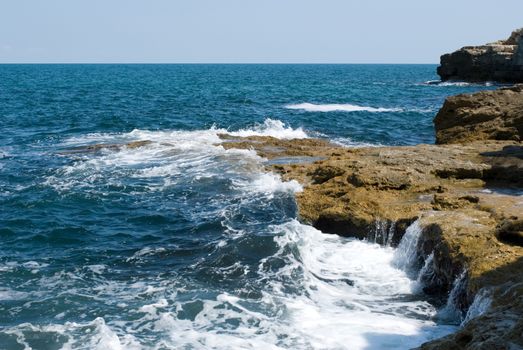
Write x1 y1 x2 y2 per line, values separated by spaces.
434 85 523 144
497 219 523 246
220 133 522 240
220 132 523 347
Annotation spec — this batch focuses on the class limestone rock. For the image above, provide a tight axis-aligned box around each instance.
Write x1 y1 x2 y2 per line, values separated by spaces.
437 28 523 83
219 84 523 347
221 134 522 238
434 85 523 144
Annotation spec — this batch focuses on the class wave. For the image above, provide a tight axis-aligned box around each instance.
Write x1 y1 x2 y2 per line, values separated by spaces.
48 119 306 194
61 119 307 148
1 219 456 349
12 125 459 349
331 137 382 148
285 103 402 113
421 80 497 87
228 118 308 139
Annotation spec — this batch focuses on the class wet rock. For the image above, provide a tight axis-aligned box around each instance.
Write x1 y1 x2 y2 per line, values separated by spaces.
219 121 523 347
417 208 523 349
63 140 152 154
220 133 522 245
496 219 523 246
437 28 523 83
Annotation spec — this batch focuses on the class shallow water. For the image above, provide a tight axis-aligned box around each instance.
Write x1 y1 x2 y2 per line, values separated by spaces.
0 65 495 349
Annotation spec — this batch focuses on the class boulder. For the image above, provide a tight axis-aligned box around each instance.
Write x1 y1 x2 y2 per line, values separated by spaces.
434 85 523 144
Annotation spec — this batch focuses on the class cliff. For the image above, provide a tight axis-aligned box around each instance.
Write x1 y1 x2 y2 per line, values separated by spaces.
437 28 523 83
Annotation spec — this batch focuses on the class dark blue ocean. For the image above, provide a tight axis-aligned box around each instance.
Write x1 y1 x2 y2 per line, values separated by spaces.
0 65 494 349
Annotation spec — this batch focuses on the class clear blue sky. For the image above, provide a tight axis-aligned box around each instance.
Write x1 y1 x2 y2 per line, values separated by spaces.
1 0 522 63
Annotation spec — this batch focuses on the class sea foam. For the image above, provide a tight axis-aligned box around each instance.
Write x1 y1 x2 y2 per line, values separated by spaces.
285 103 401 113
228 118 308 139
32 121 458 349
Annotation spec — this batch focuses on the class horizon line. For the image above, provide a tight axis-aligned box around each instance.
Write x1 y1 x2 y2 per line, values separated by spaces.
0 62 440 65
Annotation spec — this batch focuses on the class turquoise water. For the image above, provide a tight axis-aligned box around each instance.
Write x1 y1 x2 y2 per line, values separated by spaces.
0 65 494 349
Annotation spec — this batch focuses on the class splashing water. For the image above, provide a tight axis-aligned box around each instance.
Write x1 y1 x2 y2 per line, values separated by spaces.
438 270 468 323
392 220 423 272
462 289 492 325
0 124 458 349
1 64 483 349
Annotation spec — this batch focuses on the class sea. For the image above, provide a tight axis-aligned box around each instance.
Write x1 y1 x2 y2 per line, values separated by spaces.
0 64 496 350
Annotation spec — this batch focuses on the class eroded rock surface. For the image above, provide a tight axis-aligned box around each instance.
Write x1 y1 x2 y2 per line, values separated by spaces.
434 85 523 144
437 28 523 83
220 133 523 348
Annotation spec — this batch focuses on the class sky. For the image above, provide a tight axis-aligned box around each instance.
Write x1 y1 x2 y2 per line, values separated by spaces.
1 0 522 64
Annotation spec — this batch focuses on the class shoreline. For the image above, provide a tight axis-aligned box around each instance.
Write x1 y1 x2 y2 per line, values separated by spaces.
75 82 522 347
218 86 523 348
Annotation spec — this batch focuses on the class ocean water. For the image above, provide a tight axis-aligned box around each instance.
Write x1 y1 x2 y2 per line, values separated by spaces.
0 65 495 349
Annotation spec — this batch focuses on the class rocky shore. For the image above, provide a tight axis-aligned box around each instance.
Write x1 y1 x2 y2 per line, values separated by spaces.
438 28 523 83
81 62 523 348
85 85 522 347
89 86 521 347
219 86 523 348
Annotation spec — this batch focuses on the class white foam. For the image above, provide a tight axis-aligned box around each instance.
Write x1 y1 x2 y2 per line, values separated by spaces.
392 220 423 272
462 289 492 325
0 288 29 301
106 221 453 349
285 103 401 113
228 118 308 139
31 124 459 349
48 120 306 195
422 80 497 87
439 270 468 322
261 220 455 349
3 213 457 349
126 247 168 263
86 264 107 274
3 318 142 350
0 148 9 158
232 172 303 198
331 137 382 148
61 118 307 149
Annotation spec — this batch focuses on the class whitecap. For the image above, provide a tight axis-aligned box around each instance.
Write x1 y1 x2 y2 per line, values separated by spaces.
228 118 308 139
332 137 382 148
231 172 303 198
285 103 402 113
421 80 500 87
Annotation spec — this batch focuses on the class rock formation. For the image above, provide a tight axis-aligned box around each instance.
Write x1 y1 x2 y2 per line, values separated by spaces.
219 86 523 348
434 84 523 144
437 28 523 83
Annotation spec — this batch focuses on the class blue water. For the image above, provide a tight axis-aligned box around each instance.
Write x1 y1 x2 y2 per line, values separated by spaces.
0 65 494 349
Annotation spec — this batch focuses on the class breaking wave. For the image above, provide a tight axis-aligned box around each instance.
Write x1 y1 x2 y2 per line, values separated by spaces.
285 103 402 113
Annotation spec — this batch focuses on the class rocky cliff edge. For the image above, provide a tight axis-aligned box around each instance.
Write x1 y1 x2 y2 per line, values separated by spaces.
437 28 523 83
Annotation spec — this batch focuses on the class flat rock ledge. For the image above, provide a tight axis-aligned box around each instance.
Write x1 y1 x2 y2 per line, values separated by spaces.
220 134 523 349
437 28 523 83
